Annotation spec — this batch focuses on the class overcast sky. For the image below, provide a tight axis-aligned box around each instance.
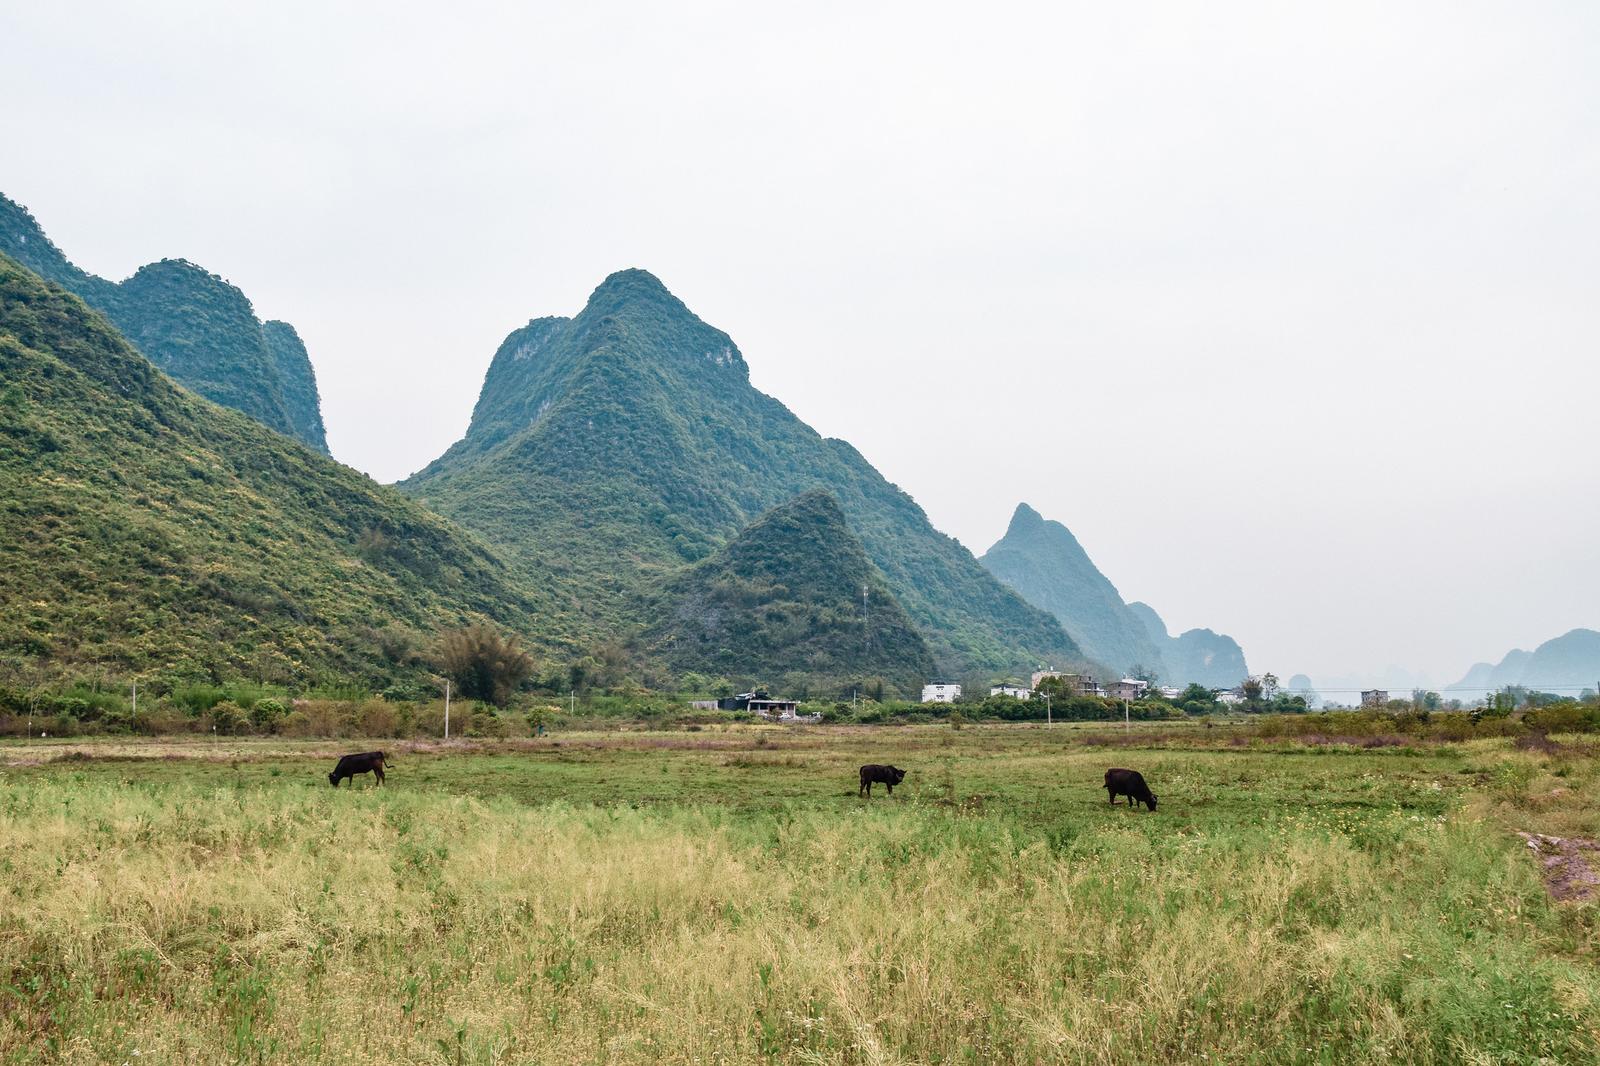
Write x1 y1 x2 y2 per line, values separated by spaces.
4 1 1596 688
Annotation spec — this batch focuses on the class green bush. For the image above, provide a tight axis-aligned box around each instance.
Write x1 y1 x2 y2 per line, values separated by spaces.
173 684 228 715
207 701 249 736
250 698 288 732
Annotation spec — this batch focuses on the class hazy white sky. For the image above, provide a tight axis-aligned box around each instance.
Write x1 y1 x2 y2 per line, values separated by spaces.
4 1 1597 687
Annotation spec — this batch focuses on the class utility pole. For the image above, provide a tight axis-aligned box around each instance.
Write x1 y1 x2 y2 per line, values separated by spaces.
131 679 137 718
444 679 451 740
1045 693 1052 726
1124 698 1130 732
570 689 575 716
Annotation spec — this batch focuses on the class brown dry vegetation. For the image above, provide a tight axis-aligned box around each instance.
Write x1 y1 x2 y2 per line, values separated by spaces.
1 724 1597 1064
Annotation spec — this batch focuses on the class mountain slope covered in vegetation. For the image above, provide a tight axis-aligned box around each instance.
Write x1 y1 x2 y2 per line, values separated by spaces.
644 491 936 697
403 268 1076 677
0 253 546 685
0 193 329 453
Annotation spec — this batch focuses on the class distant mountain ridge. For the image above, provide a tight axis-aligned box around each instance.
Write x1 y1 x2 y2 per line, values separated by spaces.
978 504 1166 675
0 193 329 453
977 502 1248 686
403 268 1078 677
1125 602 1249 688
645 490 936 696
1450 629 1600 694
0 251 540 683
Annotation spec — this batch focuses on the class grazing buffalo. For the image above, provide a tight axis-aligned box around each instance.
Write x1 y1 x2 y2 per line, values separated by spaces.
329 751 389 788
1104 767 1156 811
859 764 907 797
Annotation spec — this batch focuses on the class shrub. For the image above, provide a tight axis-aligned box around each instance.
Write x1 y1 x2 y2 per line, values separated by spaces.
172 684 228 715
355 700 399 737
133 707 194 735
466 707 511 739
436 624 534 706
280 701 355 737
206 701 249 736
412 701 471 738
250 698 288 732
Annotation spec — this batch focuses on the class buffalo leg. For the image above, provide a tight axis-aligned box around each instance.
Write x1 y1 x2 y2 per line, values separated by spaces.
886 783 893 796
375 765 385 787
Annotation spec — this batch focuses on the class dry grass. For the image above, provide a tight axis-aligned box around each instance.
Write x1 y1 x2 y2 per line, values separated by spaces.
1 727 1597 1063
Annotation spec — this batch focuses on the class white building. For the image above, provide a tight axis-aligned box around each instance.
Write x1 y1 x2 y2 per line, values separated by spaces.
922 682 961 704
989 684 1032 699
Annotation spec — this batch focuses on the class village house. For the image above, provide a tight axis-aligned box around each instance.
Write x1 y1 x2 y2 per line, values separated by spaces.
1030 670 1104 697
712 691 803 716
1105 678 1149 701
1361 689 1389 708
921 681 961 704
989 683 1032 699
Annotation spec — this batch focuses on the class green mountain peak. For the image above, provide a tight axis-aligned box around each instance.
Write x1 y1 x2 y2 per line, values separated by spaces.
646 490 936 695
404 271 1076 676
981 503 1164 676
0 192 329 453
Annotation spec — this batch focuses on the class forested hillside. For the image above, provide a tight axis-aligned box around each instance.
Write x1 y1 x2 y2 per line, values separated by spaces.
0 253 548 685
0 193 329 452
404 268 1077 677
645 491 936 697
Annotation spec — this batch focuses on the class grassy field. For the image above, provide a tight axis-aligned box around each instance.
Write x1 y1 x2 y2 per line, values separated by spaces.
1 723 1597 1064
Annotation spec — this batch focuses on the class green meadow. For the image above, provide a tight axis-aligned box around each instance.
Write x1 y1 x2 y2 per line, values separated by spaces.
1 724 1596 1064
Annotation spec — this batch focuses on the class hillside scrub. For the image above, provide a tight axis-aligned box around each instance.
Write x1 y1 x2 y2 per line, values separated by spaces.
0 255 557 686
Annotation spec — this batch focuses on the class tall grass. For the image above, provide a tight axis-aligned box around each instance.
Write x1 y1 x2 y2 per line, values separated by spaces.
1 771 1594 1063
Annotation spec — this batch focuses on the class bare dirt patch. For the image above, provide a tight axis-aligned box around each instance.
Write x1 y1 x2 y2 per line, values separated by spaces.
1518 832 1600 902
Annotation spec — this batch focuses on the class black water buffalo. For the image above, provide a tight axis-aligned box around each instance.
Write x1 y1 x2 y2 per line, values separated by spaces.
329 751 389 788
859 764 907 797
1104 767 1156 811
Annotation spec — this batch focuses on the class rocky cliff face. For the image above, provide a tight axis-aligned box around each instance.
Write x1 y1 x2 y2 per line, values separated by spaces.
262 321 330 453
